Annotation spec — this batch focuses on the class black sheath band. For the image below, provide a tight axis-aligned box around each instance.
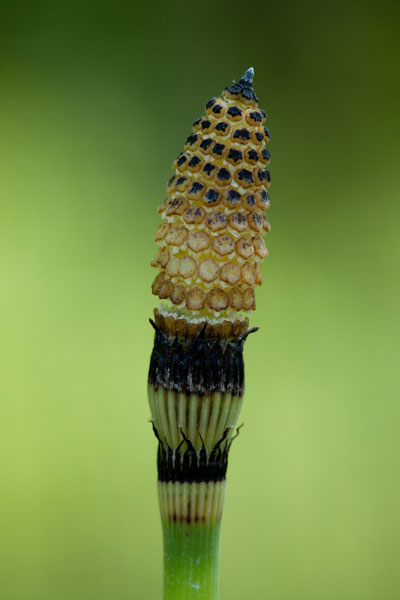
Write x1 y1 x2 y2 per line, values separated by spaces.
157 442 230 483
148 321 248 397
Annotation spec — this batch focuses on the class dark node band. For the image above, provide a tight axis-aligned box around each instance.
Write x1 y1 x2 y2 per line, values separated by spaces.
148 321 256 397
154 424 242 483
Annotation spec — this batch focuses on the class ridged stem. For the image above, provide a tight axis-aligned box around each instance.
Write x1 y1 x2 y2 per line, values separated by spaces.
162 520 221 600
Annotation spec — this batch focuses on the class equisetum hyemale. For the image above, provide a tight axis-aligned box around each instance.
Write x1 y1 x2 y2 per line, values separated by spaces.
148 67 271 600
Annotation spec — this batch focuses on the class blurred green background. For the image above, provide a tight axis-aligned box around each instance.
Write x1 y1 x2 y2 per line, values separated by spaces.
1 0 399 598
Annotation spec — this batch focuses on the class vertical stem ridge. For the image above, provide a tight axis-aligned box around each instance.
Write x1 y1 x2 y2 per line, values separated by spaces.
162 520 221 600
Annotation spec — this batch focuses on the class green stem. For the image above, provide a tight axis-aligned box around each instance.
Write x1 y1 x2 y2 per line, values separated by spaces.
162 521 221 600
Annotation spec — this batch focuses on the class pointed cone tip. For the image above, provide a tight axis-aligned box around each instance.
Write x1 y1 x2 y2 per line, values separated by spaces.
242 67 254 83
224 67 258 103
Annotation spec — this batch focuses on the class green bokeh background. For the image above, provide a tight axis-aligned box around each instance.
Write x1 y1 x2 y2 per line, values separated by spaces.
1 1 399 598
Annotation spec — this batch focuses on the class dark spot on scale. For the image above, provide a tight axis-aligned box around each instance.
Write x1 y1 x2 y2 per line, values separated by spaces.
232 213 247 226
227 106 242 117
200 138 213 151
249 110 262 122
261 190 270 205
247 149 259 161
228 149 243 163
238 169 254 183
256 170 266 182
257 170 270 182
262 147 271 160
252 213 262 227
245 194 256 207
175 176 187 186
204 189 219 203
193 117 201 127
203 162 216 175
212 143 225 156
186 134 198 145
168 176 175 187
264 127 271 139
255 132 263 142
207 212 227 227
177 154 187 166
188 156 201 167
233 128 251 140
215 122 228 132
206 97 216 109
201 119 211 130
212 104 223 114
261 108 267 118
189 181 204 194
226 189 241 204
168 197 185 210
226 83 241 95
217 168 230 181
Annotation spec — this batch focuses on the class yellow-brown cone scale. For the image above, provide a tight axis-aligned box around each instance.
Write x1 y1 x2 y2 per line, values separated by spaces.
151 67 271 329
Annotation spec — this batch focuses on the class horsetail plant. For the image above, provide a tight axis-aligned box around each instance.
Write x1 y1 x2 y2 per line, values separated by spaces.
148 68 271 599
